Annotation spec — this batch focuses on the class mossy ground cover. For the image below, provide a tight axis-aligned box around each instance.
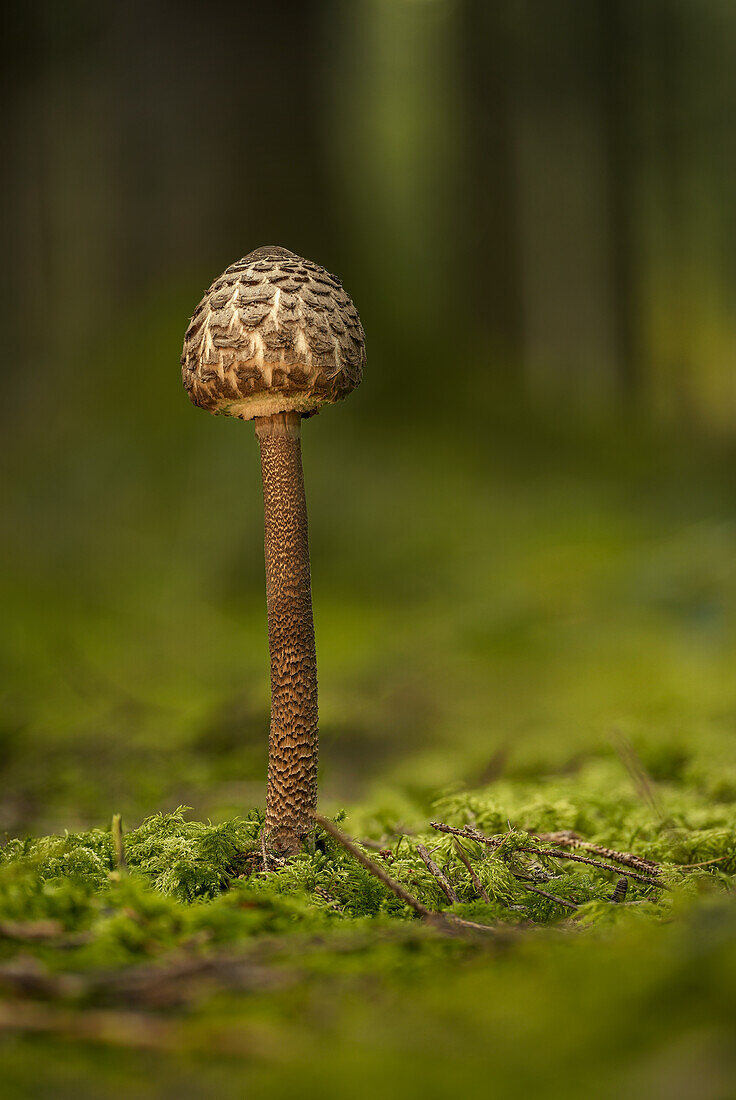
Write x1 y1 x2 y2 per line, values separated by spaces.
3 407 736 1096
0 756 734 1098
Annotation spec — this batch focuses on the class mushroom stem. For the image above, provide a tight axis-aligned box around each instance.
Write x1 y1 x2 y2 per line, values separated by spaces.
255 411 318 854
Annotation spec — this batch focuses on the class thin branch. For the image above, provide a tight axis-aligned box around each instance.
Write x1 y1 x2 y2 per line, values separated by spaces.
315 815 504 938
315 814 431 917
678 855 730 869
519 883 578 912
454 839 490 903
416 845 459 904
430 821 504 848
517 847 665 888
536 831 659 875
260 826 271 873
431 820 667 888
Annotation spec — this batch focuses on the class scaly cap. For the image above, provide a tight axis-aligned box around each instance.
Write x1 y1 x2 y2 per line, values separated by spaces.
181 246 365 419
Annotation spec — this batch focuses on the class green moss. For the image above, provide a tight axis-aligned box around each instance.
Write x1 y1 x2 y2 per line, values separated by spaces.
0 757 732 1098
0 760 732 971
2 421 736 1094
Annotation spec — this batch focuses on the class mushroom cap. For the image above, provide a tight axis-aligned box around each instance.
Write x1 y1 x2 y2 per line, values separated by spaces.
181 246 365 420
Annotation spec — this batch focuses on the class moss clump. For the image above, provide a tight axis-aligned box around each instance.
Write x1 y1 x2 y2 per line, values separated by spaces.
0 761 733 961
0 765 734 1098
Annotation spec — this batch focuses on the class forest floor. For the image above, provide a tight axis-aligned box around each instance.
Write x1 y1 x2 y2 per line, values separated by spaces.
2 410 736 1097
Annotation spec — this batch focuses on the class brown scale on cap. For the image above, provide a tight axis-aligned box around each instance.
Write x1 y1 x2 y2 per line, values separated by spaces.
181 245 365 420
182 247 364 856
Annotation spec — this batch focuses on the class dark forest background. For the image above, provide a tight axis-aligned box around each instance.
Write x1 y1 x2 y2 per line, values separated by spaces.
3 0 736 426
1 0 736 836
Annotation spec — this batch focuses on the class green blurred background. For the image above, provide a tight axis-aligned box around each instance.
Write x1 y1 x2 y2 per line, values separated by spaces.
2 0 736 837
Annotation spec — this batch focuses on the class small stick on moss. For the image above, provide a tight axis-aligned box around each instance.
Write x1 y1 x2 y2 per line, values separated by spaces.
519 883 579 911
111 814 126 871
416 845 459 904
430 821 505 849
315 814 431 917
454 839 490 903
518 847 665 888
537 831 659 875
260 826 271 873
677 855 730 869
359 838 384 851
315 816 505 938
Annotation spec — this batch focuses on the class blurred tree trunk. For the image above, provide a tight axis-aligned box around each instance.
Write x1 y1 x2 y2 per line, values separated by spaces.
637 0 736 431
326 0 464 409
3 8 118 422
461 3 522 384
599 0 640 406
511 0 620 414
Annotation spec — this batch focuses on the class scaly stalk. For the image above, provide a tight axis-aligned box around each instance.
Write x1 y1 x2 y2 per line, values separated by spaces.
255 411 318 854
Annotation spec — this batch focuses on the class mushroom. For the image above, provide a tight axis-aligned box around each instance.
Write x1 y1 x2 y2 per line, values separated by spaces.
181 246 365 855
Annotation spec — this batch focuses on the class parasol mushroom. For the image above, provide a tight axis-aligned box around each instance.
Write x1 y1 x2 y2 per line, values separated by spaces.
181 246 365 855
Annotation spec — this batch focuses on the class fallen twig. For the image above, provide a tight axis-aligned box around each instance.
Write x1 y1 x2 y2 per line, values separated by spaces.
430 821 505 848
518 847 665 888
677 855 730 869
315 815 504 937
519 883 578 911
315 814 431 917
359 838 384 851
260 825 271 873
416 845 459 904
454 839 490 903
536 831 659 875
